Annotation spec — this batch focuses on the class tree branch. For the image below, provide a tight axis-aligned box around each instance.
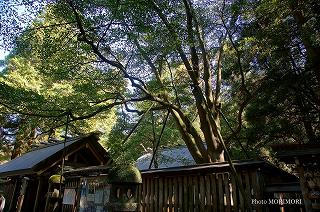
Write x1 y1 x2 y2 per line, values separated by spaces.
214 39 226 107
148 0 198 84
167 59 182 107
133 37 163 86
221 13 250 96
97 18 114 49
69 97 149 121
182 0 200 82
68 1 151 95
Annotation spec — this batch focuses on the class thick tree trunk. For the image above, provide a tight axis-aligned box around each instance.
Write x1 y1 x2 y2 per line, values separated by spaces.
170 106 225 164
149 0 225 163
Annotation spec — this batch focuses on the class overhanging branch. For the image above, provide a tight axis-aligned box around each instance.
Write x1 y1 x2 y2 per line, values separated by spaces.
69 97 149 121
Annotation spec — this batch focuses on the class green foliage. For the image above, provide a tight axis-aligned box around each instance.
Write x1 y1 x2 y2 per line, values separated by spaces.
1 0 319 165
107 109 184 163
0 4 124 161
49 174 65 184
108 164 142 184
220 0 320 159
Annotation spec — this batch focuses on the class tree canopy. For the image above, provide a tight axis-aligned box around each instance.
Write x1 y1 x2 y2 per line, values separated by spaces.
0 0 319 164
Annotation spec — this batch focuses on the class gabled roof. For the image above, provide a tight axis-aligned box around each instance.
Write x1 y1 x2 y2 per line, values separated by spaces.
0 133 110 177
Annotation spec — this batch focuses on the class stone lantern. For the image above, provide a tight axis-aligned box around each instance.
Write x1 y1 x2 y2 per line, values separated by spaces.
107 165 142 212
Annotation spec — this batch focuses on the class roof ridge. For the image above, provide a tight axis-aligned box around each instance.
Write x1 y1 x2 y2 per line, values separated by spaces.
28 137 82 152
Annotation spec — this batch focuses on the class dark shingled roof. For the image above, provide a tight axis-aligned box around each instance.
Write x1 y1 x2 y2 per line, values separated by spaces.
0 133 105 177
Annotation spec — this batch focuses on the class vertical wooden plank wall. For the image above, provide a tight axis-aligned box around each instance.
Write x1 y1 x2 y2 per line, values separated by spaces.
138 170 260 212
62 178 80 212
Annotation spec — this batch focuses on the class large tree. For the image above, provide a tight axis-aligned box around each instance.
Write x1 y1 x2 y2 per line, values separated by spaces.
2 0 318 164
2 0 242 163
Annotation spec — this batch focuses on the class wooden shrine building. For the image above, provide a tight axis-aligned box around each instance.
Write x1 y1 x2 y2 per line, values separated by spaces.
272 143 320 212
138 160 303 212
0 133 111 212
0 134 308 212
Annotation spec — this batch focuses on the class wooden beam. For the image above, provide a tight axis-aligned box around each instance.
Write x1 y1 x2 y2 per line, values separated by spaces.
265 183 301 193
86 143 105 165
36 144 86 175
44 183 52 212
8 178 19 212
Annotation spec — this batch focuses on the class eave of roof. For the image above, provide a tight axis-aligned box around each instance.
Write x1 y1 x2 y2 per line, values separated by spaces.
140 160 262 174
64 165 111 177
140 160 297 181
0 133 105 177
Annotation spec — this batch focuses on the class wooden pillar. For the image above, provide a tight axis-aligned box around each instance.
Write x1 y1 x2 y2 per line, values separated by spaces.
44 183 52 212
251 169 263 212
295 158 313 212
33 177 43 212
8 178 18 212
16 177 28 212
